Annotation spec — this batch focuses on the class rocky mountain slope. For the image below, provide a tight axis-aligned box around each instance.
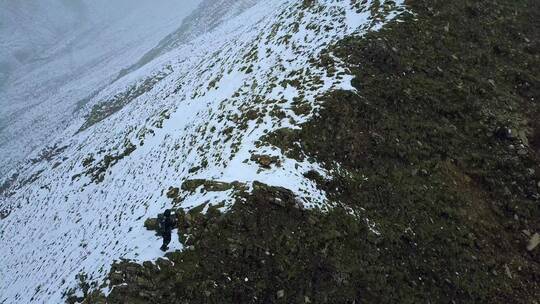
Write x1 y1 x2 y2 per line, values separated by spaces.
1 0 539 303
1 0 406 303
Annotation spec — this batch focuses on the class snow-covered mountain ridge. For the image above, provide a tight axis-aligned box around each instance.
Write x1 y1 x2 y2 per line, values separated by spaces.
0 0 405 303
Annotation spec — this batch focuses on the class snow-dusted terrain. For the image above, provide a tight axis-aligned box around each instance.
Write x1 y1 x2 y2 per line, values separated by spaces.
0 0 405 303
0 0 202 176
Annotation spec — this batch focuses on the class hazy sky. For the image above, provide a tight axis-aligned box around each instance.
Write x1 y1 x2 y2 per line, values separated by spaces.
0 0 201 88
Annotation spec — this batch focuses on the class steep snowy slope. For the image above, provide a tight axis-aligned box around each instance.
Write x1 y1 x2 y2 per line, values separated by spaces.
0 0 406 303
0 0 202 177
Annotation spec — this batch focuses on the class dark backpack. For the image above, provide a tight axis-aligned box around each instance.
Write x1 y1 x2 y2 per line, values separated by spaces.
158 213 177 234
157 214 168 234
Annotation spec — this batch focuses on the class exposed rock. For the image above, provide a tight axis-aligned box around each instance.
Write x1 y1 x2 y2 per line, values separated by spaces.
245 109 260 120
166 187 180 199
0 209 10 220
181 179 246 192
504 264 513 279
251 181 300 209
250 154 281 169
109 272 124 285
292 103 312 116
518 130 529 146
143 218 158 231
526 233 540 251
76 141 137 184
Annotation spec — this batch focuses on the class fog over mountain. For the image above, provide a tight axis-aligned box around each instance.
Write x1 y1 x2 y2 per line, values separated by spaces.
0 0 201 177
0 0 196 86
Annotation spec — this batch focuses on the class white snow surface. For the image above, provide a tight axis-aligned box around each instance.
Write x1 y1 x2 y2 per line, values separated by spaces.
0 0 405 303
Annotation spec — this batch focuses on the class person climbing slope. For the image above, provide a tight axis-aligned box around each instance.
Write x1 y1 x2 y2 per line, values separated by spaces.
158 209 177 251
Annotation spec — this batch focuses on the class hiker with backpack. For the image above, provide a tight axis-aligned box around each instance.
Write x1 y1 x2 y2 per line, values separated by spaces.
158 209 177 251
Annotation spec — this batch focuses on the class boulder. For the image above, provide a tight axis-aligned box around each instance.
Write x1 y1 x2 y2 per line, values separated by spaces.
526 233 540 251
250 154 281 169
144 218 158 231
166 187 179 199
181 179 243 192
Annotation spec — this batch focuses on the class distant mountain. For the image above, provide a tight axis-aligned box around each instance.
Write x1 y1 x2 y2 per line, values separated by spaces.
0 0 201 177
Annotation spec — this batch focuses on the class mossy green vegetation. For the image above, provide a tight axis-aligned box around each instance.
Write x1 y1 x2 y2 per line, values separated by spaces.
271 0 540 301
75 0 539 303
73 141 136 184
180 179 247 193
